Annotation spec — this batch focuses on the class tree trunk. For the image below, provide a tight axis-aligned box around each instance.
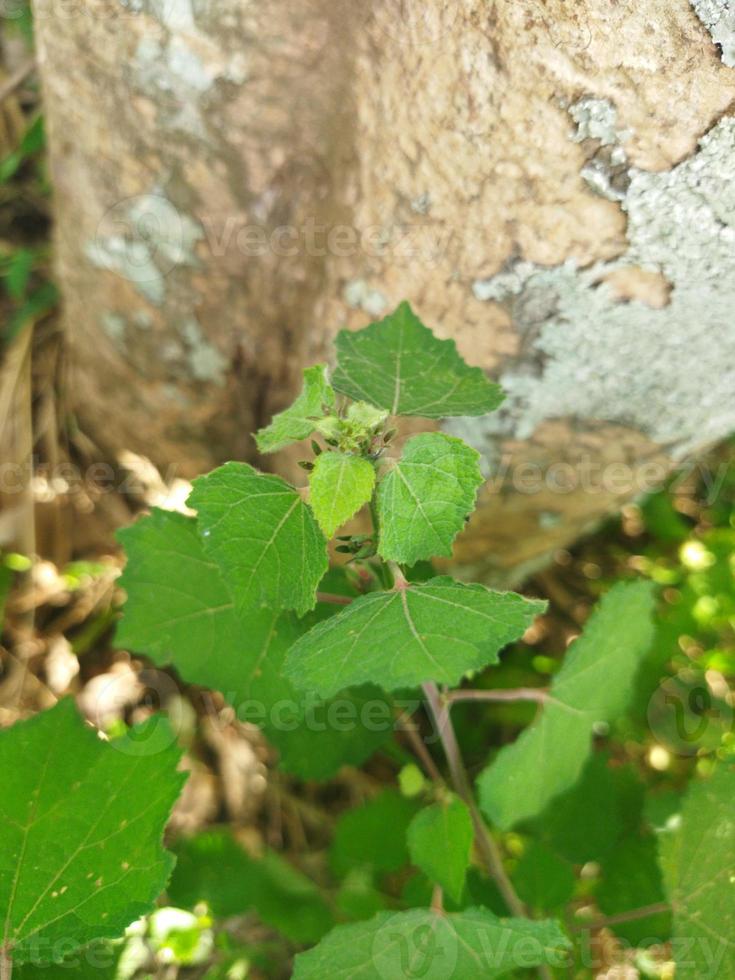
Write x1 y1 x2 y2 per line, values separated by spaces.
33 0 735 581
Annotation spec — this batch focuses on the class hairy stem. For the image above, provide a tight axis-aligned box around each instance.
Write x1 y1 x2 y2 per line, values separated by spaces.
572 902 670 932
422 682 526 917
1 949 12 980
316 591 353 606
448 688 550 705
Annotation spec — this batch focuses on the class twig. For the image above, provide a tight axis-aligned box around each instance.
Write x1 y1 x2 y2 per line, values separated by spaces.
448 687 550 706
316 591 353 606
395 708 445 785
422 683 526 916
572 902 670 933
431 885 444 913
0 59 36 105
1 948 12 980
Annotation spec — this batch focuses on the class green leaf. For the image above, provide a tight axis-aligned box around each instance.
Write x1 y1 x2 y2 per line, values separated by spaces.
285 577 546 697
378 433 483 564
330 791 419 877
309 452 376 538
659 765 735 980
117 511 391 780
478 581 656 830
0 699 185 964
255 364 335 454
598 837 670 946
406 796 473 903
168 830 332 944
512 842 575 915
332 302 504 419
528 754 626 864
189 462 328 616
292 908 570 979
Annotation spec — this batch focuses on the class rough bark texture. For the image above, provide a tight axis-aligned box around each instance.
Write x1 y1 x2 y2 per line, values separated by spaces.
33 0 735 581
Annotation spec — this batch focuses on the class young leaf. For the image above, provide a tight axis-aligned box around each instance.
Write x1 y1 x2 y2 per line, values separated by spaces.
0 699 185 965
309 452 376 538
659 765 735 979
377 433 483 564
189 462 328 616
284 577 546 697
117 511 391 780
406 795 474 903
292 908 570 979
478 581 656 830
255 364 335 454
332 301 504 418
168 830 332 944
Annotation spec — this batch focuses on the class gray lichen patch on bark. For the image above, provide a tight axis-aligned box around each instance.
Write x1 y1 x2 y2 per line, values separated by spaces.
461 116 735 461
85 193 204 306
691 0 735 66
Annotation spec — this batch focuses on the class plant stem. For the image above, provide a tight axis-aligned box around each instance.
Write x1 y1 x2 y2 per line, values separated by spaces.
422 682 526 918
395 708 445 785
572 902 670 932
1 949 12 980
316 591 353 606
448 687 550 705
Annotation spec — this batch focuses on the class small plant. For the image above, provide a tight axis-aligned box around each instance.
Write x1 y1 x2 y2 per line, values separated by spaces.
1 303 733 979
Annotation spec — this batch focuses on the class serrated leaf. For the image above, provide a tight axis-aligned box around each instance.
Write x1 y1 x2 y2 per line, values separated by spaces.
309 452 376 538
284 577 546 697
378 433 483 564
332 302 504 419
292 908 570 979
188 462 328 616
0 699 185 965
406 796 473 903
478 581 656 830
168 831 332 944
117 511 391 780
659 766 735 979
255 364 335 454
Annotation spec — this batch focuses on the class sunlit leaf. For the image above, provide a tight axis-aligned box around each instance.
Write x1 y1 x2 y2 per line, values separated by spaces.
659 765 735 979
0 699 185 965
189 462 328 616
285 577 546 697
478 581 656 829
292 908 570 979
332 302 504 419
255 365 335 454
378 433 483 564
309 452 376 538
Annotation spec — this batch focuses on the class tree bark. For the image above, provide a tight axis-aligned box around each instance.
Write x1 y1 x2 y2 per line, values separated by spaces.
33 0 735 580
